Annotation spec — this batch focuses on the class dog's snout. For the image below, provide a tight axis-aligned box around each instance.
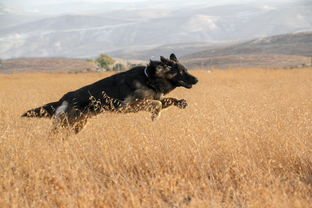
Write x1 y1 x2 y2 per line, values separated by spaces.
193 77 198 84
190 76 198 85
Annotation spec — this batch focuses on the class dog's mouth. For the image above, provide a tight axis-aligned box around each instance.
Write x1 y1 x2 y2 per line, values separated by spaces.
178 80 193 89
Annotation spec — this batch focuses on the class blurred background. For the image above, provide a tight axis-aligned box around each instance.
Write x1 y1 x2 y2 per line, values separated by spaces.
0 0 312 71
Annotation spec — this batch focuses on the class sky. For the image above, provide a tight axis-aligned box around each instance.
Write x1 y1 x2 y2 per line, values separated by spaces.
1 0 299 15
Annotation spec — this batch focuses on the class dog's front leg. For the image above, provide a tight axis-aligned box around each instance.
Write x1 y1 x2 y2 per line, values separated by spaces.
127 99 162 121
140 100 162 121
160 98 188 109
147 100 163 121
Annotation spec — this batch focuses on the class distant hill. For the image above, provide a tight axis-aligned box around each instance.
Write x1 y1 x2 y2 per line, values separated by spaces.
0 57 145 73
112 41 238 61
181 32 312 68
183 32 312 59
0 58 97 73
181 54 312 69
1 32 312 72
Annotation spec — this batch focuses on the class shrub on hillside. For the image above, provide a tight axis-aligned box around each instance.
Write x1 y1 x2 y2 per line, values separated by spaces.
95 54 115 71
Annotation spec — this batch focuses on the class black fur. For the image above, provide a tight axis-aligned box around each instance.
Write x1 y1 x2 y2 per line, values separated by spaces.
22 54 198 133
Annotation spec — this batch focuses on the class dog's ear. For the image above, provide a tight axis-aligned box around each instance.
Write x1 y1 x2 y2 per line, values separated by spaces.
149 59 154 65
160 56 171 65
149 60 165 76
170 53 178 62
149 60 159 67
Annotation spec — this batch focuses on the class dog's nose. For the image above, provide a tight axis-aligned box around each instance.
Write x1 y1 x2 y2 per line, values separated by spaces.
193 77 198 84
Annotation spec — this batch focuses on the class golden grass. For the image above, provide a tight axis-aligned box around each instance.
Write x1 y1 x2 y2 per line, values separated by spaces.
0 68 312 207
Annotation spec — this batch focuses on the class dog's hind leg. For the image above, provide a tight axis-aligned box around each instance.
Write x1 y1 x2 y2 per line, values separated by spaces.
70 115 88 134
50 101 69 134
50 102 88 134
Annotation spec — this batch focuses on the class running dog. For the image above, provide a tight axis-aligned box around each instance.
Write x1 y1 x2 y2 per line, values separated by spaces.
22 54 198 133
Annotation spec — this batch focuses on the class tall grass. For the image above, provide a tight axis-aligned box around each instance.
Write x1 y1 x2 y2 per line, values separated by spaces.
0 69 311 207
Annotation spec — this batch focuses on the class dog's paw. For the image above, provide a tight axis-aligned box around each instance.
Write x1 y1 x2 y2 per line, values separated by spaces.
151 112 161 121
151 114 158 121
176 99 188 109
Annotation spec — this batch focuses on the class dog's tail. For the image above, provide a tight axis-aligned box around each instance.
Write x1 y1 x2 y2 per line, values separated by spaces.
21 101 59 118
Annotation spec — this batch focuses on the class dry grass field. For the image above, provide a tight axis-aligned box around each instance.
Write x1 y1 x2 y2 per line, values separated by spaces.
0 69 312 207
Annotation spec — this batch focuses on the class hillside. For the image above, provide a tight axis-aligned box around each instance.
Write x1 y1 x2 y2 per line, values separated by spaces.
0 58 97 73
181 32 312 68
183 32 312 59
182 54 312 69
0 57 145 73
112 41 238 61
1 32 312 72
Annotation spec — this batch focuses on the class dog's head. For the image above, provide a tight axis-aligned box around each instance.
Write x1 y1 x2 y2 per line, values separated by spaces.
149 53 198 89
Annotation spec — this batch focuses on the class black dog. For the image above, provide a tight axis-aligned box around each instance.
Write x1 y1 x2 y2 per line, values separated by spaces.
22 54 198 133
